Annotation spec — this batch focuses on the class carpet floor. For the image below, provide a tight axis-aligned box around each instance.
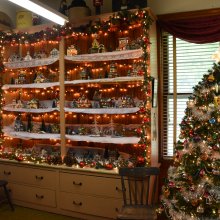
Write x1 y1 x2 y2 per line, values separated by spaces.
0 203 82 220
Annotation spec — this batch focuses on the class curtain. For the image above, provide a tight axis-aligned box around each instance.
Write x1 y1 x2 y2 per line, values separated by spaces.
157 9 220 44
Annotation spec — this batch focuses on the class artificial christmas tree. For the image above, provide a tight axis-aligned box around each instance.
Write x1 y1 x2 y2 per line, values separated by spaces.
158 62 220 220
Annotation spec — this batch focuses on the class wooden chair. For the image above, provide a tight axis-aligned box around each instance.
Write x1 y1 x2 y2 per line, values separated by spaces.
0 180 14 211
117 167 159 220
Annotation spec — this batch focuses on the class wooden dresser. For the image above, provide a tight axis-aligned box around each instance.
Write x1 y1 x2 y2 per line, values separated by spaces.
0 160 123 220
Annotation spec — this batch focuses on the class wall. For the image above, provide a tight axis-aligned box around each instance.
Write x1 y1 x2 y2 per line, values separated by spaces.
148 0 220 15
3 0 220 28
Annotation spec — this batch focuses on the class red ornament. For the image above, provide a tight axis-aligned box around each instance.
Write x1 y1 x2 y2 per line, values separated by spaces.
136 128 142 134
105 163 113 170
199 169 205 177
143 117 150 123
143 36 149 44
17 155 24 162
140 144 146 149
212 145 219 150
139 107 146 113
168 181 175 188
90 162 96 168
203 192 210 198
136 156 146 166
79 161 86 168
138 70 144 76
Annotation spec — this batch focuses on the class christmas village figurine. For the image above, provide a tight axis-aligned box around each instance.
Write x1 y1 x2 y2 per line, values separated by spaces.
34 72 49 83
51 124 60 134
52 99 60 108
17 71 26 84
98 44 106 53
27 99 39 109
117 37 129 50
33 51 47 59
15 100 24 109
77 94 91 108
8 53 22 62
92 90 102 108
24 51 32 61
67 45 78 56
89 34 106 53
50 48 59 58
14 114 24 132
80 68 87 80
108 63 118 78
127 38 142 50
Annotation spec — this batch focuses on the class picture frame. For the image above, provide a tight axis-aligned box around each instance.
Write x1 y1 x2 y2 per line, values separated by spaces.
152 77 158 108
112 0 147 12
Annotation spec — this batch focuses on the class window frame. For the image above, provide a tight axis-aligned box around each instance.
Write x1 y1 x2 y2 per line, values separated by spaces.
159 31 220 160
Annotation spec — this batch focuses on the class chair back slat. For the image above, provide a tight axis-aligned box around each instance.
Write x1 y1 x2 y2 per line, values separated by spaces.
119 167 160 207
128 176 132 205
145 176 150 205
121 176 127 205
140 178 144 205
134 179 138 205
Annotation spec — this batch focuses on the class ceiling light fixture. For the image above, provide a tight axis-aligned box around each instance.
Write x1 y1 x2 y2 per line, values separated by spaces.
7 0 68 25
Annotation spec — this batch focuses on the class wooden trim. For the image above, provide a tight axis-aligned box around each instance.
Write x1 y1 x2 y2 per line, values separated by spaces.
157 7 220 21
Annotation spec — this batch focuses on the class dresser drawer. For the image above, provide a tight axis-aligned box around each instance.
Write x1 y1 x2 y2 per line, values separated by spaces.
9 183 56 208
60 172 123 198
0 164 57 189
60 192 122 219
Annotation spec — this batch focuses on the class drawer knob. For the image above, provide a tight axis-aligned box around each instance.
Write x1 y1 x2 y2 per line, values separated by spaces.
36 194 44 199
73 201 82 206
115 186 122 191
35 176 44 180
4 171 11 175
73 181 82 186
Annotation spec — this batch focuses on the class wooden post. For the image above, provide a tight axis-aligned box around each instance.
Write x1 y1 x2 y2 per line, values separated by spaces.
59 36 66 157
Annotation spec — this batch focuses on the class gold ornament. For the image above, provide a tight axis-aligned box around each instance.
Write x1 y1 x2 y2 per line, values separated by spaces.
208 73 215 82
163 188 170 198
191 199 199 206
201 153 208 161
197 204 204 213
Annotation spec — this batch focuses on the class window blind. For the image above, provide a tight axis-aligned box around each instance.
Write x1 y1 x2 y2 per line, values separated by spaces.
162 32 219 157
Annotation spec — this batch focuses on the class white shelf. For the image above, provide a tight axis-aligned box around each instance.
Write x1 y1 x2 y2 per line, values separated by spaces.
2 82 59 90
3 106 59 113
2 77 142 90
66 134 140 144
3 128 60 140
65 76 143 85
65 49 143 62
64 107 139 114
3 57 59 69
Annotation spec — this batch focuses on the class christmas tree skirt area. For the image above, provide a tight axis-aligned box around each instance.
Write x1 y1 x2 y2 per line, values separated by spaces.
0 203 81 220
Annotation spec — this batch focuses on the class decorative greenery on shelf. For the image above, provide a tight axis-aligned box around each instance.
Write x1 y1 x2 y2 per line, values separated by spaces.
0 9 153 169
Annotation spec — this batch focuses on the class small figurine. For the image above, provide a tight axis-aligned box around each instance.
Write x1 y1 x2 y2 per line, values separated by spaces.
50 48 59 58
24 51 32 61
117 37 129 50
89 34 100 53
80 68 87 80
67 45 78 56
109 63 118 78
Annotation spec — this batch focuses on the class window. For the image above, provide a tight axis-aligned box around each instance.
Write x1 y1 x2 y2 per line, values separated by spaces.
162 32 219 158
